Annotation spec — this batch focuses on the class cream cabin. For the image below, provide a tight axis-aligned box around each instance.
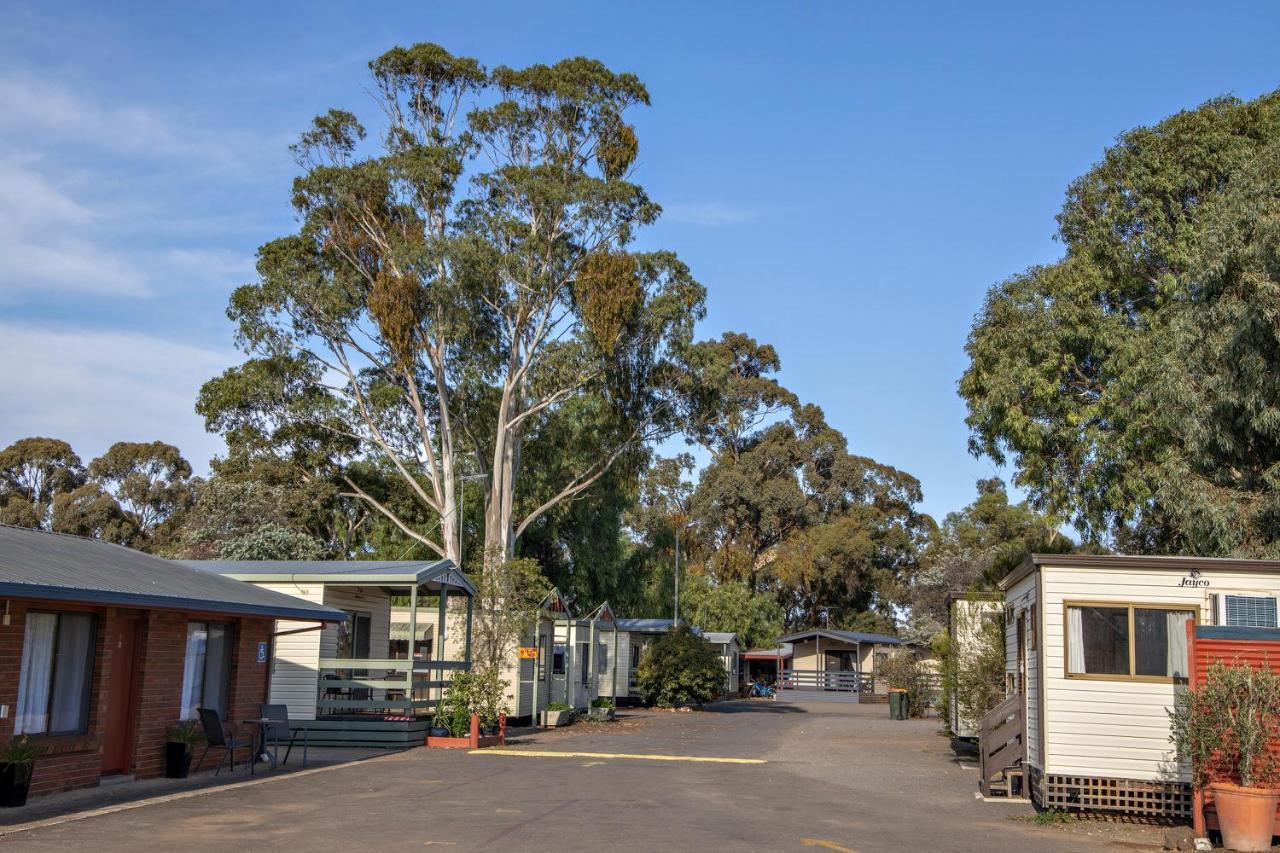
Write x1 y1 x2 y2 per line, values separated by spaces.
988 553 1280 817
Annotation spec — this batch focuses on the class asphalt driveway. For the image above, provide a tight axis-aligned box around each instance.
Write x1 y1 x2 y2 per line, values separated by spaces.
0 701 1161 852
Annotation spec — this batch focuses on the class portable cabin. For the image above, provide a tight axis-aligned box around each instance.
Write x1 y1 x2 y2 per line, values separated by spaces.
190 559 475 747
987 553 1280 817
775 628 903 698
0 526 341 797
702 632 741 697
613 618 680 701
944 590 1004 739
502 591 620 722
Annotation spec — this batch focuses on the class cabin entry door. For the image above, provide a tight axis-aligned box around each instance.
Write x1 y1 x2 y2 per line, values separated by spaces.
102 615 143 775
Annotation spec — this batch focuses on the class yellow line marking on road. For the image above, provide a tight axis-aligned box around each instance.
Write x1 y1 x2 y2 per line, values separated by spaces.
469 749 766 765
801 838 858 853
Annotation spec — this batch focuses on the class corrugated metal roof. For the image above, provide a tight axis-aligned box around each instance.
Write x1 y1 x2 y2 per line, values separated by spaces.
0 525 343 622
743 643 793 660
776 628 903 646
702 631 737 644
185 559 476 596
615 618 677 633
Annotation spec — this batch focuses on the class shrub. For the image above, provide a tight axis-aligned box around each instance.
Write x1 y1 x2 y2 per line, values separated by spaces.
879 651 934 718
166 721 204 745
546 702 572 712
590 697 613 709
1170 659 1280 788
434 666 509 736
0 736 39 765
635 625 725 707
937 596 1006 735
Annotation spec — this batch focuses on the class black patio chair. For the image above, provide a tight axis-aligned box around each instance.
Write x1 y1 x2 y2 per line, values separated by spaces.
260 703 308 768
197 707 254 776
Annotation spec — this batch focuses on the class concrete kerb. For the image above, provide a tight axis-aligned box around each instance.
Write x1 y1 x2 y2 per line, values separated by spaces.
0 750 402 839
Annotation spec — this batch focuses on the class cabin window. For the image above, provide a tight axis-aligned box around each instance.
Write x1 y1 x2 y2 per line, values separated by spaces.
597 645 609 674
1065 603 1194 681
552 644 566 675
1223 595 1278 628
15 611 97 735
181 621 234 719
337 611 372 659
580 643 591 687
537 634 549 681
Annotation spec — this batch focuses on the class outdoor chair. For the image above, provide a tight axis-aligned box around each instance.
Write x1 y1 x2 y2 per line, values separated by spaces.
197 707 254 776
260 703 308 768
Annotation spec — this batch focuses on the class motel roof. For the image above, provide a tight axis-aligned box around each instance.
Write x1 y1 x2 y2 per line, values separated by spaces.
0 525 344 622
187 559 477 596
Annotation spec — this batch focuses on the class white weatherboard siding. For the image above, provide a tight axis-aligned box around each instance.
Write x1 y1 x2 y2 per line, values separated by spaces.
614 631 633 697
1004 572 1040 768
320 586 392 661
1037 563 1280 782
258 581 326 720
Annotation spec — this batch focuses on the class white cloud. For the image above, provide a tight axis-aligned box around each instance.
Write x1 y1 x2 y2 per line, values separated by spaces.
0 159 149 298
0 322 230 472
662 201 756 227
0 73 249 169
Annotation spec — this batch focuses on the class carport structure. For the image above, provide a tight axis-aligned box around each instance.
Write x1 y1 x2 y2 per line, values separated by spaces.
775 628 902 697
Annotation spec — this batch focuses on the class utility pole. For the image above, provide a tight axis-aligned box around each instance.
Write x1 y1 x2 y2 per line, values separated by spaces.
673 528 680 625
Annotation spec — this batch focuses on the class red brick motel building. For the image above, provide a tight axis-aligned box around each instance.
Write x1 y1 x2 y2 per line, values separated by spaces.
0 525 340 797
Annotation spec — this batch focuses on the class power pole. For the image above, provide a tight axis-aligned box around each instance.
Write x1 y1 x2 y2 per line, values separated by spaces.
673 529 680 625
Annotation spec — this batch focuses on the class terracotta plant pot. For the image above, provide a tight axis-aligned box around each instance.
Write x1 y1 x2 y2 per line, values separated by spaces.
1210 781 1279 852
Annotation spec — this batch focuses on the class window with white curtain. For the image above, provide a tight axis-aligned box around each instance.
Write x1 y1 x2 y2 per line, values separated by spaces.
1065 603 1194 680
15 612 96 735
180 622 233 719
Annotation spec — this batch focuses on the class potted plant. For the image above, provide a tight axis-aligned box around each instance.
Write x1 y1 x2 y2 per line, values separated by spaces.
1171 659 1280 852
543 702 574 727
165 721 204 779
0 736 40 808
588 697 615 721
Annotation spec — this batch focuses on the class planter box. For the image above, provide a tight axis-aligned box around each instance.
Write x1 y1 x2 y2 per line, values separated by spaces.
542 709 574 727
586 707 615 722
425 713 505 749
426 733 504 749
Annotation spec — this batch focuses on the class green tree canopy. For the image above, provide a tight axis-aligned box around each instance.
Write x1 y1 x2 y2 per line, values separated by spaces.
0 437 85 529
678 571 784 650
961 90 1280 555
202 42 705 578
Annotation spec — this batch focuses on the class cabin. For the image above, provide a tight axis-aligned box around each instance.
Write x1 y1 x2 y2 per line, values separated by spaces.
983 553 1280 816
945 590 1004 739
775 628 904 698
0 525 341 797
702 632 741 697
613 618 679 702
502 591 620 722
191 559 475 748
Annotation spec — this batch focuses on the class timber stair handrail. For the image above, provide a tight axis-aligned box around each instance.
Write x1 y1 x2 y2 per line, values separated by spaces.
977 692 1026 798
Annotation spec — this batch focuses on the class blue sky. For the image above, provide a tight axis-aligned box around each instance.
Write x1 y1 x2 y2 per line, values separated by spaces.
2 1 1278 525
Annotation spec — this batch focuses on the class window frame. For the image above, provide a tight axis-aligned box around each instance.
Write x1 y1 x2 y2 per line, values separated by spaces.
181 620 236 719
1062 600 1197 684
16 610 98 737
1222 594 1279 628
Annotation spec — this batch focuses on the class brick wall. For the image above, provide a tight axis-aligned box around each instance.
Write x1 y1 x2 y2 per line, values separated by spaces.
0 597 274 797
